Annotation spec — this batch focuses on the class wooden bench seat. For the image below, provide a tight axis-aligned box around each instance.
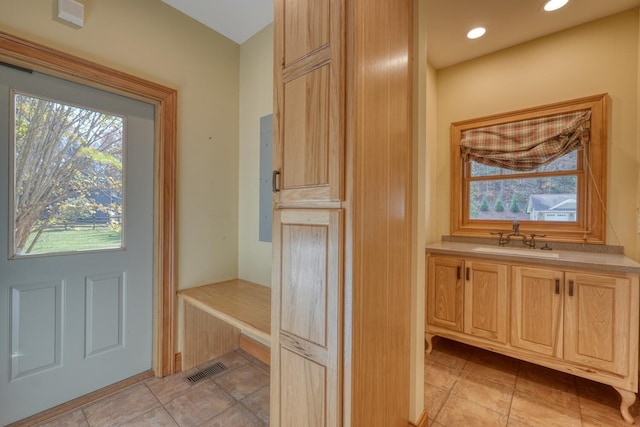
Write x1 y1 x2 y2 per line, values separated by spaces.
177 279 271 370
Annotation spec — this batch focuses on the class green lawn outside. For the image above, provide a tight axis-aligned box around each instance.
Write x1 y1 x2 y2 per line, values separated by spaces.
24 228 122 254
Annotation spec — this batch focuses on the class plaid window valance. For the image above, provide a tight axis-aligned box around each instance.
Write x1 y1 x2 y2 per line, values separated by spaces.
460 110 591 172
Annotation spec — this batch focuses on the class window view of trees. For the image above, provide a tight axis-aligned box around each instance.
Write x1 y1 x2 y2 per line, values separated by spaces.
451 94 607 243
467 151 579 221
13 93 124 255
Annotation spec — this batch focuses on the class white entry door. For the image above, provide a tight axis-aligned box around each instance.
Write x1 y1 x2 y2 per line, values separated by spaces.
0 64 154 425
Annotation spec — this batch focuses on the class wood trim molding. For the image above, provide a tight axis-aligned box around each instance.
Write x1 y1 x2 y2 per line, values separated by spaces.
408 410 429 427
0 31 177 377
239 333 271 366
7 370 155 427
450 93 608 244
174 352 182 373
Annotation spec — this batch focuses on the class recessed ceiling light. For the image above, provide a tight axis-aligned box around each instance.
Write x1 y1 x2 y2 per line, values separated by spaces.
467 27 486 40
544 0 569 12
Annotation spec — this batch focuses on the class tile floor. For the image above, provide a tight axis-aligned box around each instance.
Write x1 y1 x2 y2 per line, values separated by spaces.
33 350 269 427
426 337 640 426
25 338 640 426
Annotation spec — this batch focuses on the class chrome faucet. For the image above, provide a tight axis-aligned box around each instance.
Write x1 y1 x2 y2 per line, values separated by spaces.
491 220 545 248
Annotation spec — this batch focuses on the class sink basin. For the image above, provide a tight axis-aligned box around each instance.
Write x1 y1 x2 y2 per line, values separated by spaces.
472 246 560 259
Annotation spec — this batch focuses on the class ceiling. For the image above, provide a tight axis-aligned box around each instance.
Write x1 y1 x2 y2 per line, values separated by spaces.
427 0 640 69
162 0 640 68
160 0 273 45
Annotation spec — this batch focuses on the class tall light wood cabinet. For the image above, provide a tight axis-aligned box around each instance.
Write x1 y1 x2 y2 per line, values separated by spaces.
272 0 414 426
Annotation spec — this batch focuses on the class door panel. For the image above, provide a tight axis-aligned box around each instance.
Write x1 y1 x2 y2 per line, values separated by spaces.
273 0 343 204
282 67 330 193
282 0 330 65
85 272 125 357
0 65 154 424
280 347 326 427
511 267 563 357
10 280 63 380
464 261 508 343
271 208 341 426
427 255 463 332
564 272 630 375
280 222 328 346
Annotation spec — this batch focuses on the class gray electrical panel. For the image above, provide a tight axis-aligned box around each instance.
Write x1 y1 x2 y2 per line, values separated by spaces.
259 114 273 242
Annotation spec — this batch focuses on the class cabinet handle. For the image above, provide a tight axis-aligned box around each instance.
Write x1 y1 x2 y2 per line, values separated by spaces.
272 170 281 193
555 279 560 295
568 280 574 297
466 267 470 281
456 266 461 280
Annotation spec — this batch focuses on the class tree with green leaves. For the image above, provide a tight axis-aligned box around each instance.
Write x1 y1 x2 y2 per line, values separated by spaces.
13 93 123 253
510 198 520 213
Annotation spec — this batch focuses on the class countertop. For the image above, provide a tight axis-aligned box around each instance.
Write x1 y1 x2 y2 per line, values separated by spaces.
426 240 640 273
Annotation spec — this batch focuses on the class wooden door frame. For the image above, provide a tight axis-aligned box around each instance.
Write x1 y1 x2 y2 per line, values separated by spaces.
0 31 177 377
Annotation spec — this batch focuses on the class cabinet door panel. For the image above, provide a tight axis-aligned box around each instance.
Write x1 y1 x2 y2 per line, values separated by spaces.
282 67 330 194
464 261 508 343
564 272 630 375
280 219 328 346
511 267 563 357
280 348 326 427
274 0 343 204
283 0 330 65
427 256 463 332
271 209 341 426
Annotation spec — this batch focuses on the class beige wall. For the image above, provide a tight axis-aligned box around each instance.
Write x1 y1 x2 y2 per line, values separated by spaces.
637 9 640 259
425 61 438 243
238 24 273 287
431 9 640 259
0 0 242 286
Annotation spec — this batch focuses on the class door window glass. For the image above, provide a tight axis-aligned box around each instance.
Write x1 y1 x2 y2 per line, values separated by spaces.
11 91 125 256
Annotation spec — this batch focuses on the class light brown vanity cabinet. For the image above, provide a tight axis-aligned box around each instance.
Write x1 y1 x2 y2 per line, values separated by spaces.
427 255 508 345
426 250 640 424
511 266 633 376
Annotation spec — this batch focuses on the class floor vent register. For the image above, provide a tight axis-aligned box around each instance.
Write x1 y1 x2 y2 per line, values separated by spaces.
184 362 227 384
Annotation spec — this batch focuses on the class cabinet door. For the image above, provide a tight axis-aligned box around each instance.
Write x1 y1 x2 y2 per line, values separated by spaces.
271 209 342 426
511 267 563 357
427 255 463 332
464 261 508 343
273 0 343 203
564 272 631 376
